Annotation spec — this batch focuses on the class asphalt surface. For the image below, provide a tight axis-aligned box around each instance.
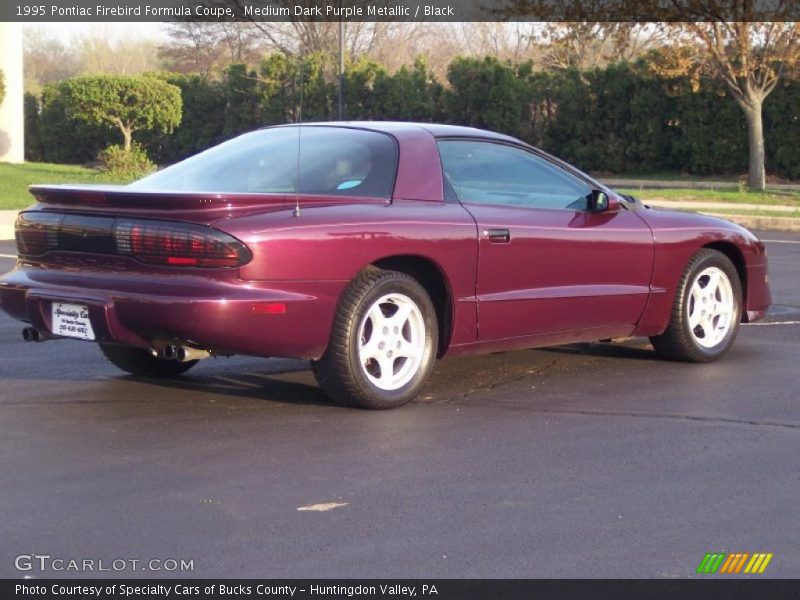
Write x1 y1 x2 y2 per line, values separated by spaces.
0 233 798 579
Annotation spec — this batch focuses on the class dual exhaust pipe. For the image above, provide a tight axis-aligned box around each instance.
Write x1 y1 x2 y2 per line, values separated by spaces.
21 327 42 342
22 327 209 363
161 344 210 363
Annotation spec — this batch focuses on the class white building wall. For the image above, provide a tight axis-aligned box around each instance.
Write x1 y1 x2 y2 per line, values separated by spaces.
0 22 25 163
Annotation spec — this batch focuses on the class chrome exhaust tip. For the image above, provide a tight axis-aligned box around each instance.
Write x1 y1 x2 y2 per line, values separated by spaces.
22 327 41 342
161 344 177 360
175 346 211 362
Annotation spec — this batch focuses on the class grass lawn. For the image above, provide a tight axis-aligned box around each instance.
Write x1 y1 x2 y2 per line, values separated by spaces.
603 172 740 182
0 162 131 210
696 207 800 219
617 187 800 207
2 162 799 216
604 171 800 184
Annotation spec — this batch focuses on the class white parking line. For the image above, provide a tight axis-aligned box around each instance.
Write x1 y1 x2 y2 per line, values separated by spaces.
746 320 800 326
297 502 349 512
0 253 17 259
763 239 800 244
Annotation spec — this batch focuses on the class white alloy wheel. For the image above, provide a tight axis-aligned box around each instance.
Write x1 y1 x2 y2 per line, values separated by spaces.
357 293 426 391
312 268 439 409
687 266 735 349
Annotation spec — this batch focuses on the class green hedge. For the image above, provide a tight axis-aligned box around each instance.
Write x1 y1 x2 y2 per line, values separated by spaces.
24 55 800 179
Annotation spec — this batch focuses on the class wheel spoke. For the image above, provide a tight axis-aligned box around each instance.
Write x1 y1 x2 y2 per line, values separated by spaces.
376 355 395 385
688 305 703 328
367 304 386 330
705 271 721 297
360 336 381 362
690 285 701 308
390 302 413 329
395 338 419 360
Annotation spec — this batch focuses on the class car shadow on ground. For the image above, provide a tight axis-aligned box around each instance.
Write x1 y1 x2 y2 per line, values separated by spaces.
541 339 663 362
124 363 339 408
118 341 660 409
2 336 668 410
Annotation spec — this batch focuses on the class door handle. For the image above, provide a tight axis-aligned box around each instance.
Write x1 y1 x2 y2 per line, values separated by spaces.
483 228 511 243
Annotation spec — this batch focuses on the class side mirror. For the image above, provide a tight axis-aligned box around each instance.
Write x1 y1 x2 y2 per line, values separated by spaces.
588 190 619 212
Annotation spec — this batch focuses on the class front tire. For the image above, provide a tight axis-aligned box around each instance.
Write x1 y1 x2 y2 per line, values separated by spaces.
650 249 742 362
99 344 198 378
312 268 438 409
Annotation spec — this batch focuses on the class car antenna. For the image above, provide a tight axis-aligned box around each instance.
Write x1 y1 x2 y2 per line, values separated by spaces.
293 62 303 219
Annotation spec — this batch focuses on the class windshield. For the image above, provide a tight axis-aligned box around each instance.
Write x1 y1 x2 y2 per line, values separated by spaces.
130 126 398 199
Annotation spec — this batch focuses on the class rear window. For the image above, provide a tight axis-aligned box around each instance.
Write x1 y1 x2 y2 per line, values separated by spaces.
130 126 398 199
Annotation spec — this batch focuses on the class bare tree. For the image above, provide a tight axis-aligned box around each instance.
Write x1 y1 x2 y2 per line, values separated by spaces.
498 0 800 190
238 20 392 58
219 0 393 59
160 22 266 76
24 25 161 93
454 22 538 63
23 27 80 94
72 27 161 76
353 23 450 77
651 22 800 190
536 23 663 71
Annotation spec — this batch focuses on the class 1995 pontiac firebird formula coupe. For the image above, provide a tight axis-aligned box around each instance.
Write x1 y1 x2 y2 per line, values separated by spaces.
0 123 771 409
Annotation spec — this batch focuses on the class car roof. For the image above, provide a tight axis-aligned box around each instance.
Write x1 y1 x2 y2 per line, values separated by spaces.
269 121 523 144
261 121 611 195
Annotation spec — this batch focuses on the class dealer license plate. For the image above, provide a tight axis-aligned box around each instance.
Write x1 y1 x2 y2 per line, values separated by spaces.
51 302 96 341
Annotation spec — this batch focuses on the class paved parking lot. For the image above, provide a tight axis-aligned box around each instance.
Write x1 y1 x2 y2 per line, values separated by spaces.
1 234 798 578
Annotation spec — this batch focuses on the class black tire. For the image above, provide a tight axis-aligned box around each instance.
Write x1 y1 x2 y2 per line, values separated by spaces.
650 249 743 362
312 267 438 409
99 344 198 378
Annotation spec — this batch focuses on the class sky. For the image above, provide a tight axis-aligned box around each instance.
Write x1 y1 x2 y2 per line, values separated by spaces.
24 22 168 43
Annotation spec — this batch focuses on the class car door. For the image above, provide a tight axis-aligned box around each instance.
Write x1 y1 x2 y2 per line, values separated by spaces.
438 139 655 342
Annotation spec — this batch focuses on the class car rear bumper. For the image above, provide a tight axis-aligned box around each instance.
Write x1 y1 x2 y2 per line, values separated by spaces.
0 265 345 360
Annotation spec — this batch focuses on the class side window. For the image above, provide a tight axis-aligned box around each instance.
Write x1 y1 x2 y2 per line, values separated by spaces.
438 140 591 210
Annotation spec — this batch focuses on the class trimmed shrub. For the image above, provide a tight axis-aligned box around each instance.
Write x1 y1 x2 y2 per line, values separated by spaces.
59 75 182 152
97 143 155 179
20 58 800 180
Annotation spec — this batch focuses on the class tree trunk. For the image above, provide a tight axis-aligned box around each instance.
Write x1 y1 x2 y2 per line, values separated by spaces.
121 126 132 153
743 100 766 191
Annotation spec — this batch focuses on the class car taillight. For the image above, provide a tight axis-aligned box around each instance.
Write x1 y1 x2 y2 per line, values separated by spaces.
15 212 251 269
114 220 251 268
15 212 63 255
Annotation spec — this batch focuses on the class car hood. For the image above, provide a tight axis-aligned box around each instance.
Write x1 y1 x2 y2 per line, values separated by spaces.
635 203 763 245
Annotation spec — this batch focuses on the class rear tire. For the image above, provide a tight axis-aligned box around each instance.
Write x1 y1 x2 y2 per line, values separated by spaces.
650 249 742 362
312 268 438 409
99 344 198 378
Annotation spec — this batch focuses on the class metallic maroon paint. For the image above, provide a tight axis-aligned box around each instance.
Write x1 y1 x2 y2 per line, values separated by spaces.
0 122 771 363
630 208 771 335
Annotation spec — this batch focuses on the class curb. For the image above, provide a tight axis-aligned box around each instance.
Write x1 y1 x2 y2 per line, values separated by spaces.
638 199 800 231
605 178 800 193
644 199 798 213
701 212 800 233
